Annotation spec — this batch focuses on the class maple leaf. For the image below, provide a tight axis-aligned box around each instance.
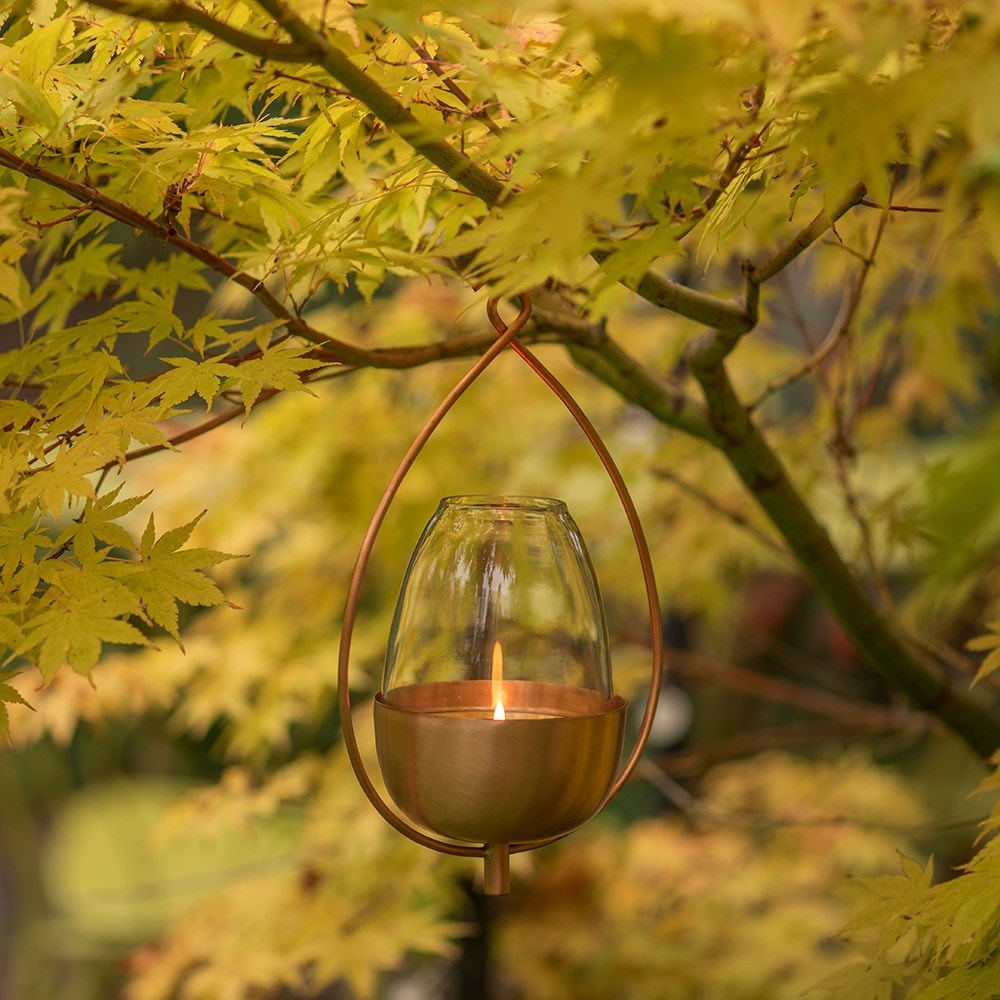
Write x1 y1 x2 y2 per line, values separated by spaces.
72 486 151 555
226 344 326 413
967 623 1000 686
18 444 104 516
113 293 184 349
115 512 240 642
0 602 27 657
0 680 32 746
155 357 236 408
0 508 54 582
22 566 150 681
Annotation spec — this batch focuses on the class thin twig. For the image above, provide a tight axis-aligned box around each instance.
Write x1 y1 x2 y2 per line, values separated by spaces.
752 182 868 286
775 270 818 351
673 89 773 241
829 196 895 608
860 197 942 214
651 466 791 559
911 631 979 679
819 237 870 263
666 646 917 729
655 724 920 781
263 67 351 99
843 229 937 438
688 183 868 372
401 33 505 137
749 289 852 411
107 392 279 468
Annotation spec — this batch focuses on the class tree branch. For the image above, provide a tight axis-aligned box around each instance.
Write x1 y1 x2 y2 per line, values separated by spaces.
666 646 917 729
652 719 927 781
589 249 754 333
109 391 278 468
94 0 764 332
0 144 374 365
3 141 720 445
86 0 318 62
687 183 868 373
400 33 505 138
527 308 723 444
752 182 868 285
5 147 662 395
253 0 511 209
689 359 1000 758
650 466 791 559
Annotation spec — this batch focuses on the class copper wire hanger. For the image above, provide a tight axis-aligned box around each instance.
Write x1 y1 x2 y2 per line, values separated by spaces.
337 292 664 860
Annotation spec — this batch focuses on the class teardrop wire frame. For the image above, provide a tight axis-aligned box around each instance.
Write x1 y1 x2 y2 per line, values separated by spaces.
337 292 664 859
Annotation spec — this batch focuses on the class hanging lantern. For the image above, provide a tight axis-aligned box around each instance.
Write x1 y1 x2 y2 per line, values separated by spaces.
338 295 663 895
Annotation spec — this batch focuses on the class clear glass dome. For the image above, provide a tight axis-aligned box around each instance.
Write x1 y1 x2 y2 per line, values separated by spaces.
383 496 611 698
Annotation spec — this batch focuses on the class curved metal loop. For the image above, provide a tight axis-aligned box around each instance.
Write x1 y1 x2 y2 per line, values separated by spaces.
338 292 663 858
338 293 532 859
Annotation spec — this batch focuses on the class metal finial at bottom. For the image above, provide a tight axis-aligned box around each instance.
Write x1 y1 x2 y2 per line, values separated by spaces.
484 844 510 896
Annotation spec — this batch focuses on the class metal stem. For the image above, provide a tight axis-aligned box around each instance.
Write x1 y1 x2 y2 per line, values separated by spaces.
483 844 510 896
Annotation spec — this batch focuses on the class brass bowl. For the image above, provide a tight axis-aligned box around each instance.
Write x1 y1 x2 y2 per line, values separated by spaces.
374 679 626 845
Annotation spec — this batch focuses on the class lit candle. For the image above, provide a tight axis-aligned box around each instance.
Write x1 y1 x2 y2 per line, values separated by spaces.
491 640 506 720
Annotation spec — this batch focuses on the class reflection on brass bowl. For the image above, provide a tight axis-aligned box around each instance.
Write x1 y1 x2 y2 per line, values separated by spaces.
374 679 627 845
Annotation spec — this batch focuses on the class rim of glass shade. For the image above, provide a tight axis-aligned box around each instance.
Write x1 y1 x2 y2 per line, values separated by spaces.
437 495 567 512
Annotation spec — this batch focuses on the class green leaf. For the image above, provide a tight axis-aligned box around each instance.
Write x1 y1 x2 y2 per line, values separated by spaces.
81 487 151 552
186 314 245 355
156 357 235 408
924 863 1000 966
126 512 238 641
16 17 66 89
140 510 202 559
967 623 1000 686
226 343 325 414
22 566 149 681
0 509 53 581
0 680 32 745
113 295 184 350
0 71 59 129
912 956 1000 1000
52 487 149 563
840 853 935 954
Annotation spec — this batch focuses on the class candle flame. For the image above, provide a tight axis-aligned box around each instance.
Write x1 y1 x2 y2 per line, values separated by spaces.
491 640 505 720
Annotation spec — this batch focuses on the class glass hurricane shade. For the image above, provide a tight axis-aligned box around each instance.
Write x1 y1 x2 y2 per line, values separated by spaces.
382 496 612 696
374 496 626 849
